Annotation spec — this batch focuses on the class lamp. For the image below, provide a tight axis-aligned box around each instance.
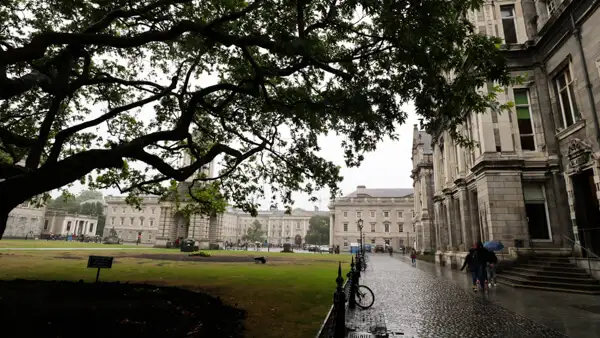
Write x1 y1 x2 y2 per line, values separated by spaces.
357 219 364 256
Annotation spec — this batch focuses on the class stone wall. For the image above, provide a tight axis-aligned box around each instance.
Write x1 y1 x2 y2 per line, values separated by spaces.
5 206 46 238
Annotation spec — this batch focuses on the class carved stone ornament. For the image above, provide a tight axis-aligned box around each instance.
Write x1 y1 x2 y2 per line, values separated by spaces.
567 138 592 156
567 138 594 173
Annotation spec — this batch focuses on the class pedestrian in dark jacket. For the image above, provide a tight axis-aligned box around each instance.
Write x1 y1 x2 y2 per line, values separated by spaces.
461 244 480 291
461 241 490 291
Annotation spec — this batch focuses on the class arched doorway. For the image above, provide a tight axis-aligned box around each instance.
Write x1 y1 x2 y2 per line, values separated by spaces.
294 235 302 246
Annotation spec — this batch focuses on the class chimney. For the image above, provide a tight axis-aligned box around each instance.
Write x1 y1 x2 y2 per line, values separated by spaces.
357 185 366 195
413 124 418 131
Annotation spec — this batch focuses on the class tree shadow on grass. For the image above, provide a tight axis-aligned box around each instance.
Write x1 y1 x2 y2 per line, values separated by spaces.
0 280 246 338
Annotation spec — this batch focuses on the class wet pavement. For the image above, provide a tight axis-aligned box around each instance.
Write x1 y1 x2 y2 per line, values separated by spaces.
352 254 600 338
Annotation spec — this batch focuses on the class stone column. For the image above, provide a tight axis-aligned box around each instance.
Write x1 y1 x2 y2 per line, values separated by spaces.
329 213 334 246
457 188 472 250
444 197 456 249
478 171 528 244
468 191 480 242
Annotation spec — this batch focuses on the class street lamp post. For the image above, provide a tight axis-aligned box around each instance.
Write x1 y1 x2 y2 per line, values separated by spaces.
357 219 364 256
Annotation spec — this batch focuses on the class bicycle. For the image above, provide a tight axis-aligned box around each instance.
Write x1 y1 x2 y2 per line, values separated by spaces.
347 275 375 309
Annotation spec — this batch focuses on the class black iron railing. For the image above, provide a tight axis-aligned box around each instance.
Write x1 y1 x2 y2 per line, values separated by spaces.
316 254 362 338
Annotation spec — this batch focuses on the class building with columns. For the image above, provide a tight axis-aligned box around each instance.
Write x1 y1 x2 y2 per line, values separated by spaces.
42 210 99 237
417 0 600 265
329 186 416 251
411 126 436 253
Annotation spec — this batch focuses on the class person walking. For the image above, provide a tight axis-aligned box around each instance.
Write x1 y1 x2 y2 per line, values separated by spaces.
486 250 498 287
461 244 480 291
410 248 417 266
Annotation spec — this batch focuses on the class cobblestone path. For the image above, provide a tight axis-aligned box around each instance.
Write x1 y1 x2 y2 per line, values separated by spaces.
354 254 571 338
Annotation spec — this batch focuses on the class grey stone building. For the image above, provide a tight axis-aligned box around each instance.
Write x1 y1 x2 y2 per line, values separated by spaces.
4 201 46 238
411 125 436 253
329 186 415 251
424 0 600 266
43 210 99 236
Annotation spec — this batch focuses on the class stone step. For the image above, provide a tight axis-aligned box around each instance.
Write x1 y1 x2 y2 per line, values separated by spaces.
511 266 590 277
528 260 575 268
497 278 600 295
500 270 599 285
497 274 600 292
518 264 588 274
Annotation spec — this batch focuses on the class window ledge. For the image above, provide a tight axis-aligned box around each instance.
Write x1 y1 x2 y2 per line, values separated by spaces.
556 119 586 140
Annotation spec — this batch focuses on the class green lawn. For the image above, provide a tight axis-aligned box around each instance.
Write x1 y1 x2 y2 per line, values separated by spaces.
0 247 350 338
0 239 139 248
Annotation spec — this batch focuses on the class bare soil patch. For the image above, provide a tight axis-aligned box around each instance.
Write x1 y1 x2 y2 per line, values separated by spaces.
0 280 245 338
128 253 286 263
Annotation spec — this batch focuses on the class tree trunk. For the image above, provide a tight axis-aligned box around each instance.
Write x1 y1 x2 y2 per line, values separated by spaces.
0 207 9 240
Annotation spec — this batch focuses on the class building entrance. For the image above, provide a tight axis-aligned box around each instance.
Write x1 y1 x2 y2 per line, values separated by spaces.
572 169 600 257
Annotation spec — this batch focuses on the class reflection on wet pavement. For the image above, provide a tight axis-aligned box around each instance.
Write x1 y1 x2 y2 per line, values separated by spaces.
357 254 600 338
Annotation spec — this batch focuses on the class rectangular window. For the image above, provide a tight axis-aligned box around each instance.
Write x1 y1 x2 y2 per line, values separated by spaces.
343 238 348 247
149 234 152 240
120 217 124 225
343 223 348 231
371 238 376 244
89 223 94 232
66 221 71 231
122 207 126 213
383 211 389 218
397 211 403 218
356 211 362 219
343 211 348 218
398 223 404 232
513 89 536 151
44 220 49 230
112 207 117 213
130 217 134 226
152 207 156 214
111 217 115 225
384 239 390 245
555 66 580 128
370 223 376 232
413 223 416 232
370 211 375 218
384 224 390 232
500 5 517 44
140 218 144 226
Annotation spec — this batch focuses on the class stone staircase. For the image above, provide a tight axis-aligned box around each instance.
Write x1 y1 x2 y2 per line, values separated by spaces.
497 255 600 295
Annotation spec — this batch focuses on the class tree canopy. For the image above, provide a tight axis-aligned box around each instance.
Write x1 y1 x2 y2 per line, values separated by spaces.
0 0 512 238
242 220 264 243
305 215 329 244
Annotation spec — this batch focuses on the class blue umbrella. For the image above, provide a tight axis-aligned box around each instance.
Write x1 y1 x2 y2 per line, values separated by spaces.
483 240 504 251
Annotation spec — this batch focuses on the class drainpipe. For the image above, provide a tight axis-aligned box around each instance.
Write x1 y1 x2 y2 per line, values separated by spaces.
571 13 600 144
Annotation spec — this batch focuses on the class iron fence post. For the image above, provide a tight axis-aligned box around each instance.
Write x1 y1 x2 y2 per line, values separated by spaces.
348 256 356 309
333 262 346 338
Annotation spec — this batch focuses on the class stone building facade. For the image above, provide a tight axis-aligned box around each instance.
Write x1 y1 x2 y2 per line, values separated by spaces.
4 201 46 238
104 195 162 244
104 192 326 247
42 211 99 236
422 0 600 263
329 186 416 251
411 125 436 253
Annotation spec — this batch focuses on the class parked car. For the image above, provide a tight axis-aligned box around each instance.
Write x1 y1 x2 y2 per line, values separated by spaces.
374 245 385 253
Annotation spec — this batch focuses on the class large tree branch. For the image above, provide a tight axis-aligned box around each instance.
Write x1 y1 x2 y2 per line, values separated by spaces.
0 127 36 148
0 70 53 99
46 75 179 164
0 149 125 209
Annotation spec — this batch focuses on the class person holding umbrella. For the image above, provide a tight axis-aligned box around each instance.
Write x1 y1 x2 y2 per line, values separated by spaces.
483 240 504 287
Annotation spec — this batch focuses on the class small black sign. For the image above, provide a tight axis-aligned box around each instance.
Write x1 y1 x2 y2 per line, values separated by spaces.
87 256 114 269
